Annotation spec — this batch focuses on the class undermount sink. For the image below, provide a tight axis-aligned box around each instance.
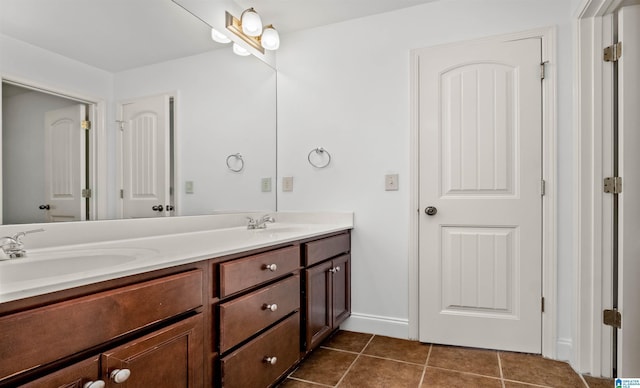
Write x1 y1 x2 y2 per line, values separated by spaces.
0 248 157 283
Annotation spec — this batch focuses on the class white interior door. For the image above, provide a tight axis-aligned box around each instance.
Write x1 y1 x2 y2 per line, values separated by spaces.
44 104 86 222
617 4 640 378
120 94 170 218
418 38 543 353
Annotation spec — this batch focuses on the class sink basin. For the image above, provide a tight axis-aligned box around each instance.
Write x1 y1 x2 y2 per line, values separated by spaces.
0 248 156 283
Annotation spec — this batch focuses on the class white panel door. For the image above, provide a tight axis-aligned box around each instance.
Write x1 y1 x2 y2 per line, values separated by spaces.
121 94 170 218
44 104 86 222
618 4 640 378
418 38 542 353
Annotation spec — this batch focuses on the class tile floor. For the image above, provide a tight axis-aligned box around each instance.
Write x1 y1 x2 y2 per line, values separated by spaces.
277 331 614 388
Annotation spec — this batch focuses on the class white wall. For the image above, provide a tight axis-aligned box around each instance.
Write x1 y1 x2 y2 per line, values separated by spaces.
2 89 78 224
277 0 577 359
114 49 277 216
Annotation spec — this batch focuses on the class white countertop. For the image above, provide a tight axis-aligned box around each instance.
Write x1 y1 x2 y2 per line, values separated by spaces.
0 212 353 304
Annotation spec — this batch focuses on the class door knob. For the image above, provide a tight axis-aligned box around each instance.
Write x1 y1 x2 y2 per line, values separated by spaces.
39 204 50 210
166 205 174 211
151 205 164 212
425 206 438 216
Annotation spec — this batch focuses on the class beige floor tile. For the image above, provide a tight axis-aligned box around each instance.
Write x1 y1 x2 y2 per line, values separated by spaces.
363 335 431 365
277 378 332 387
427 345 500 377
583 375 614 388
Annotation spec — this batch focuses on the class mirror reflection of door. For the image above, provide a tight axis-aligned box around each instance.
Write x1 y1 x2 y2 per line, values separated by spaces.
119 94 174 219
1 82 91 224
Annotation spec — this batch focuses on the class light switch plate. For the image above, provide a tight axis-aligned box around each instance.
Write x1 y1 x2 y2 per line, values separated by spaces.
385 174 399 191
185 181 194 194
261 177 272 192
282 176 294 192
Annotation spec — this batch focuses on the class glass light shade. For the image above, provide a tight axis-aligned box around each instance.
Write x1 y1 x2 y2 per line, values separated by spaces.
211 28 231 44
232 43 250 56
241 8 262 37
261 25 280 50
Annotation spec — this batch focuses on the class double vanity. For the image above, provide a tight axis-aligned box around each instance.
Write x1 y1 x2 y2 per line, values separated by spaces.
0 212 353 387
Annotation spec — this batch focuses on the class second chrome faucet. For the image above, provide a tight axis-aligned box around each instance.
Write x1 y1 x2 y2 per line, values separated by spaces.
247 215 275 230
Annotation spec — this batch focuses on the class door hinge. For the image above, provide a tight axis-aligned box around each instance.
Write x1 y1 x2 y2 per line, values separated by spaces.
541 297 545 313
540 180 546 196
81 120 91 130
604 177 622 194
115 120 125 131
81 188 92 198
604 42 622 62
540 61 549 80
120 189 124 199
603 309 621 328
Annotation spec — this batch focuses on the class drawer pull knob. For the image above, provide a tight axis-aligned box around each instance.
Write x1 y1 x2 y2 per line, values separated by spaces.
329 266 341 273
263 303 278 312
110 369 131 384
83 381 106 388
263 263 278 271
264 356 278 365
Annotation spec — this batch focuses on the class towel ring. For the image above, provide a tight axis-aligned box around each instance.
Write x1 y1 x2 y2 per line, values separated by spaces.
226 153 244 172
308 147 331 168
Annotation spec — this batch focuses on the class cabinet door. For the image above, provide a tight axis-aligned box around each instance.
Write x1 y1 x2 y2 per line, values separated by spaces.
19 356 101 388
331 254 351 328
304 260 333 350
102 314 203 388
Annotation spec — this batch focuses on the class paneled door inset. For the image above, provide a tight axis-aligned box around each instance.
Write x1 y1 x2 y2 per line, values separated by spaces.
417 38 542 353
120 94 171 218
44 104 86 222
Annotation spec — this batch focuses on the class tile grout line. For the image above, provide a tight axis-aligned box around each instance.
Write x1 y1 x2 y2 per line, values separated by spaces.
333 334 376 387
286 376 334 387
418 344 433 387
498 351 505 388
578 373 590 388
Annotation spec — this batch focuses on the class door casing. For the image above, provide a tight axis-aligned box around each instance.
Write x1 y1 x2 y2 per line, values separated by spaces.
408 26 557 358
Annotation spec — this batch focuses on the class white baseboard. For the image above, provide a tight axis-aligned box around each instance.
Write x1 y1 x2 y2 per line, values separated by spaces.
556 338 573 363
339 312 409 339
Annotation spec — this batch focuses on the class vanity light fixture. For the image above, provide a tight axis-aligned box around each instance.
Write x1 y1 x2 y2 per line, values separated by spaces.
211 28 231 44
232 43 250 56
225 9 280 56
240 8 262 37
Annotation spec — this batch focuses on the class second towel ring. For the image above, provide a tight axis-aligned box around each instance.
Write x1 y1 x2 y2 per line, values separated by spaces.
226 153 244 172
308 147 331 168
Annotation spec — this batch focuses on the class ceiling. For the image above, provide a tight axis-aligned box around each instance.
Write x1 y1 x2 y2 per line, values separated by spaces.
0 0 438 73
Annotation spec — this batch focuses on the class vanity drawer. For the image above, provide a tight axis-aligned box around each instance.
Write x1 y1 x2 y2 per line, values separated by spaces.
219 274 300 353
304 233 350 266
0 270 203 381
219 245 300 297
220 312 300 388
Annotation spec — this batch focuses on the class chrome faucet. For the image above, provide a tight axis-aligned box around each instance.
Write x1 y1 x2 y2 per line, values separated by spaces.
247 215 275 230
0 228 45 260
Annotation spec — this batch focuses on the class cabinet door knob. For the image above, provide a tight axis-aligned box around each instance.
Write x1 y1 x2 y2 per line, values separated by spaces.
110 369 131 384
329 266 341 273
263 263 277 271
335 266 341 272
39 204 51 210
264 356 278 365
263 303 278 312
83 381 106 388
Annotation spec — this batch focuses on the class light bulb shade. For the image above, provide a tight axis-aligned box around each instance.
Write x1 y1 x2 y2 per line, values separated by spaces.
232 43 251 56
261 25 280 50
241 8 262 37
211 28 231 44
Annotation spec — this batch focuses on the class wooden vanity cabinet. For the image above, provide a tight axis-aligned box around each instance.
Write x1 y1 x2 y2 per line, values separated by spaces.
303 233 351 352
18 356 101 388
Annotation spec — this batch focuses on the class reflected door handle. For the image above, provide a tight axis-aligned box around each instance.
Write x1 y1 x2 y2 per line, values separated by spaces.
39 204 50 210
166 205 174 211
151 205 164 212
425 206 437 216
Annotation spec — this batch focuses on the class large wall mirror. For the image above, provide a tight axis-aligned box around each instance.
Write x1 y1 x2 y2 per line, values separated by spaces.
0 0 277 225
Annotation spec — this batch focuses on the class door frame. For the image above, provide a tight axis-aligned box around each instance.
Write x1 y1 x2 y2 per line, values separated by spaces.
116 92 179 219
408 26 557 358
573 0 638 377
0 74 107 222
